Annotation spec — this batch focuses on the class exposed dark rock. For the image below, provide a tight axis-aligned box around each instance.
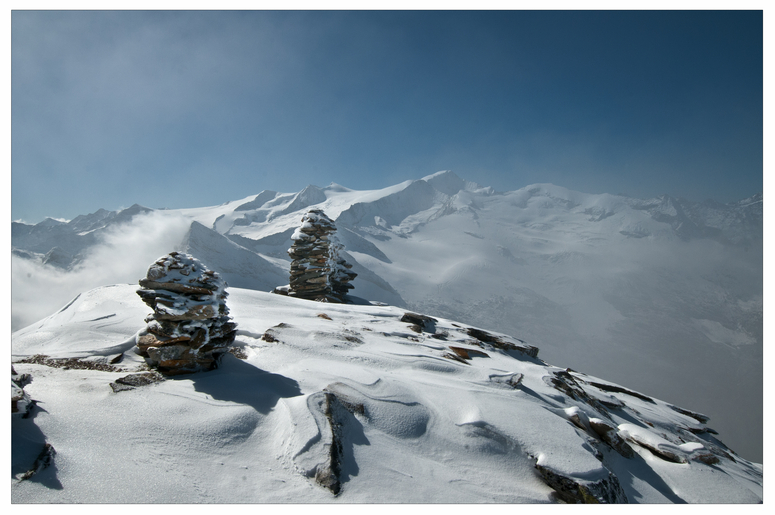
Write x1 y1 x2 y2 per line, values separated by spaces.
583 380 655 404
271 285 290 296
682 425 718 436
487 372 524 389
110 371 165 392
400 312 438 333
16 355 122 373
306 385 370 496
324 383 366 416
443 352 471 365
448 345 490 361
545 370 609 416
262 331 279 343
668 404 710 424
588 418 635 458
228 346 248 360
693 453 721 465
314 392 349 495
341 331 363 345
464 327 539 357
535 462 628 504
618 432 686 463
19 443 56 481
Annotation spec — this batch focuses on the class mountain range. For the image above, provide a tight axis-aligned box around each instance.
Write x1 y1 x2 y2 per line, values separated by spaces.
11 170 763 465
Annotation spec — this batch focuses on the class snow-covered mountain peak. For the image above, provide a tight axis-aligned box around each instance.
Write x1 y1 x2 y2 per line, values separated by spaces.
36 217 69 227
324 182 353 193
421 169 491 197
11 171 763 465
233 190 279 212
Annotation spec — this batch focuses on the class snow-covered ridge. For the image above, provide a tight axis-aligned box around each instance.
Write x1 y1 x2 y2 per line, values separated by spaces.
11 171 763 464
11 285 763 503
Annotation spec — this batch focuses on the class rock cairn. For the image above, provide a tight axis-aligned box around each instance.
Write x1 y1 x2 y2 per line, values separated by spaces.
286 209 357 302
136 252 237 375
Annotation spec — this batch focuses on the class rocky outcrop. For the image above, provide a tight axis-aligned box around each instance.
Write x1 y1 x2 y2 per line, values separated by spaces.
535 462 628 504
464 327 539 358
18 443 56 481
109 371 165 393
401 312 438 333
136 252 237 376
12 366 33 416
286 209 357 302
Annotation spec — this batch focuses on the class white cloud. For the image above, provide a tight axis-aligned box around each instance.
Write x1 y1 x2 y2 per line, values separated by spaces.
12 210 191 331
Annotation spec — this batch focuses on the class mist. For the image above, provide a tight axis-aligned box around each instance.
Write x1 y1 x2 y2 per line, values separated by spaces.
11 211 191 331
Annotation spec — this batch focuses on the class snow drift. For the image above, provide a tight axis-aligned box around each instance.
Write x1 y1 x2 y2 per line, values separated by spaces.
11 285 762 503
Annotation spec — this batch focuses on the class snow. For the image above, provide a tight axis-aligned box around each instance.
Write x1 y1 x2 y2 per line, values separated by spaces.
11 170 762 466
11 285 763 503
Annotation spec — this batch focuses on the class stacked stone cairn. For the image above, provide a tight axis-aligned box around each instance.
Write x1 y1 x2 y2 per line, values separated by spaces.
287 209 357 302
12 366 32 416
136 252 237 376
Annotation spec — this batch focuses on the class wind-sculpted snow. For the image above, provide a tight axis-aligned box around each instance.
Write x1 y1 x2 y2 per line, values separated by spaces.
10 171 762 462
11 287 762 503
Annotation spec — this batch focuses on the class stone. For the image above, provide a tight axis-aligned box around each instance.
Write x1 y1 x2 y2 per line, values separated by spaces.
535 463 628 504
465 327 539 358
109 371 165 393
589 418 635 458
401 312 438 333
12 366 33 417
136 252 237 376
19 443 56 481
283 209 357 303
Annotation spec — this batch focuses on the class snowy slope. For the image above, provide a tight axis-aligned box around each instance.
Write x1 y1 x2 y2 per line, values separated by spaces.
11 285 762 503
10 171 763 462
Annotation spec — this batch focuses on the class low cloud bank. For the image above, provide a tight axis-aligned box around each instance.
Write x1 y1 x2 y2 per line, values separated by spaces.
12 211 191 331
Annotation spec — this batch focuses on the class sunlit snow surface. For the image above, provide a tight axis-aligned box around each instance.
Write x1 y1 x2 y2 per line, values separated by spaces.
12 285 762 503
11 171 762 462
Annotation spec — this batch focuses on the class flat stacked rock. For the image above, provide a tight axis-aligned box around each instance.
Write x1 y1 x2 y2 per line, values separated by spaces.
287 209 357 302
136 252 237 376
330 256 357 300
12 366 33 416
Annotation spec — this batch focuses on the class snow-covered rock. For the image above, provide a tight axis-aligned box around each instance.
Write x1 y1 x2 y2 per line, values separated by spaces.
11 366 33 416
135 252 237 375
286 209 357 302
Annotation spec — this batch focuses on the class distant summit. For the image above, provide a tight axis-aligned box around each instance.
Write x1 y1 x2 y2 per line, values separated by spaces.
10 171 763 462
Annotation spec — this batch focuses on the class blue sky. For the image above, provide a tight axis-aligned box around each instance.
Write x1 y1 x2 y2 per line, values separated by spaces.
11 10 763 223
